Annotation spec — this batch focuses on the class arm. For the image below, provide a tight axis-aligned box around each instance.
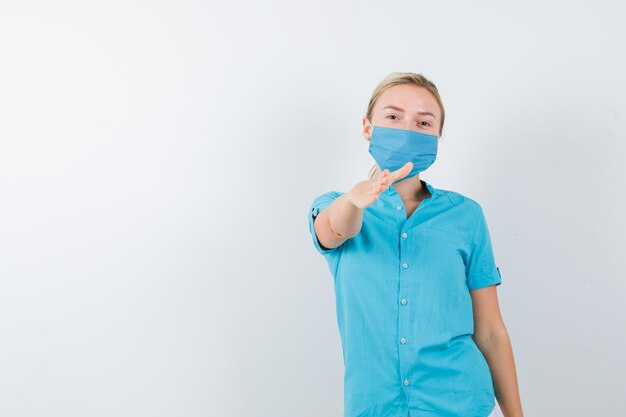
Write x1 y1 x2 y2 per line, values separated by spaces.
471 286 525 417
313 194 364 250
314 162 414 250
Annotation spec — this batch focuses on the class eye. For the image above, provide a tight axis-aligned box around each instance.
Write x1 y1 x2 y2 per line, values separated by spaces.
419 120 432 127
386 114 400 120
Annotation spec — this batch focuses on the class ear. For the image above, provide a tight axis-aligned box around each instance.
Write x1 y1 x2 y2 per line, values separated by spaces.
362 118 372 141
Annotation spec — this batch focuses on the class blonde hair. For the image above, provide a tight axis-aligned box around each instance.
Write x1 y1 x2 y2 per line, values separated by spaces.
365 72 445 180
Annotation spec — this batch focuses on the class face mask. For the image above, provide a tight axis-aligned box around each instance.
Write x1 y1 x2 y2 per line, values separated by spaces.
366 119 438 180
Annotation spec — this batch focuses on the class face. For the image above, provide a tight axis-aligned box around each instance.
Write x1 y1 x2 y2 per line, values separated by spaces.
363 83 442 141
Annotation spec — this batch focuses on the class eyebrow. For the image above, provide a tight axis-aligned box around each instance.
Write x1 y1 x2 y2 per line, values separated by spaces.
382 105 437 119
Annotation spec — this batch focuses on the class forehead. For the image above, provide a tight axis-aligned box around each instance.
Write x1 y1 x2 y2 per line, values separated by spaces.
375 84 440 117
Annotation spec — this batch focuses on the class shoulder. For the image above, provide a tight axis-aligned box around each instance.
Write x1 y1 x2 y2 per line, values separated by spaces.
311 190 345 206
433 186 484 214
314 190 344 200
309 190 345 218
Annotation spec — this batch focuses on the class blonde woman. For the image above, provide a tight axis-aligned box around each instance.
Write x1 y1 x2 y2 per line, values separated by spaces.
307 72 524 417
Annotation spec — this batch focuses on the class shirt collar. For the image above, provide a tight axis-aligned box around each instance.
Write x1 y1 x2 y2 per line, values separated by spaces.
382 178 438 200
423 179 437 197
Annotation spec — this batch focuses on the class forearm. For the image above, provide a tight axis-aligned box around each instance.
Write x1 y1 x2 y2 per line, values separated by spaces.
474 329 525 417
327 194 364 238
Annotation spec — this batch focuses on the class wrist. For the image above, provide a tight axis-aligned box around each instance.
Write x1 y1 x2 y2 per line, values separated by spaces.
344 190 358 208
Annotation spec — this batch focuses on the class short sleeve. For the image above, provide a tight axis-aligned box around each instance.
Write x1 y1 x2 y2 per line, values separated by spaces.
307 191 345 256
465 206 502 291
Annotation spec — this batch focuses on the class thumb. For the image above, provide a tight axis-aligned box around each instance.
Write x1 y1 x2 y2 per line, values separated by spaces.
390 161 413 183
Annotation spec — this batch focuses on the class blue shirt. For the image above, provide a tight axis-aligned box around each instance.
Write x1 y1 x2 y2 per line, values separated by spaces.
307 180 502 417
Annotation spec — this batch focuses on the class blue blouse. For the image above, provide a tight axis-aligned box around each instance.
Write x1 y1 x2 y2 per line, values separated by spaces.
307 180 502 417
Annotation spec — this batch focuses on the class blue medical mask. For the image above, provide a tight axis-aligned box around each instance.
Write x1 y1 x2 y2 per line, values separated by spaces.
367 119 438 179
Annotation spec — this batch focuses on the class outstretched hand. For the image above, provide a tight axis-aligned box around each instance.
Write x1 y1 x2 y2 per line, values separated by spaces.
346 162 414 209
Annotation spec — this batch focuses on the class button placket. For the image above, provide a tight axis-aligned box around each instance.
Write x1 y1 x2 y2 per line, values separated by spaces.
400 230 409 270
397 198 413 392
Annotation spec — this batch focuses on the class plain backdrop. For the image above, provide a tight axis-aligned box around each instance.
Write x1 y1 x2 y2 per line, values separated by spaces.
1 1 625 416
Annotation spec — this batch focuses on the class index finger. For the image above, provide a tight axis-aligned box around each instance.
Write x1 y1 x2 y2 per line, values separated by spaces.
389 162 413 183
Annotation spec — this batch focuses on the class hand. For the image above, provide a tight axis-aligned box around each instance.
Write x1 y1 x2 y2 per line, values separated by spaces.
346 162 414 209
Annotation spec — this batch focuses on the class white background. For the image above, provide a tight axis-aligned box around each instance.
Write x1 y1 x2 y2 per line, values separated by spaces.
1 1 624 416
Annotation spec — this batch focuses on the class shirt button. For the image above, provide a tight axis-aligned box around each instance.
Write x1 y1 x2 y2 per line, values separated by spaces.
401 298 407 305
402 262 408 269
400 337 406 344
396 205 402 210
403 378 410 386
402 232 407 239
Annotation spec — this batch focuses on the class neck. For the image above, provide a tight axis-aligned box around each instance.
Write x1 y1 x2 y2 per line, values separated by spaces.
391 173 429 202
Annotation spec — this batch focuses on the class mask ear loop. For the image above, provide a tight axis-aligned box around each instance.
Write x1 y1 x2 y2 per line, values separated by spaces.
365 119 375 179
366 119 383 181
366 119 374 140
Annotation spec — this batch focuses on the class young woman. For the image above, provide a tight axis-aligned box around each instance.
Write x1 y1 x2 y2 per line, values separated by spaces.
307 73 524 417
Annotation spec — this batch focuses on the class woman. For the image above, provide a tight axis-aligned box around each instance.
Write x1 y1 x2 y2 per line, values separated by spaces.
307 72 524 417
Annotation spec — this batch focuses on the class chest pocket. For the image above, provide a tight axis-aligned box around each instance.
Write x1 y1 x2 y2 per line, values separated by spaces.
424 226 468 248
420 226 471 290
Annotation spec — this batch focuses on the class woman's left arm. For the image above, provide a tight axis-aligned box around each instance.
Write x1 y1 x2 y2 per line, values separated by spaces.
471 285 525 417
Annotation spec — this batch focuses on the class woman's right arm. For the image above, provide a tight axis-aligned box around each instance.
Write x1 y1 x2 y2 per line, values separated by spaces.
313 194 363 250
313 162 413 250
